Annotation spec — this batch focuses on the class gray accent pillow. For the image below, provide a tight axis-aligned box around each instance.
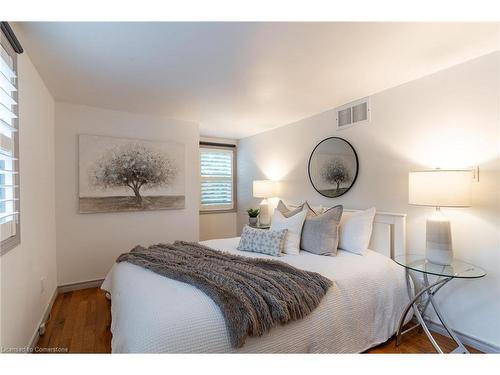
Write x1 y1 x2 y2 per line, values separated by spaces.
237 225 288 257
277 200 316 218
277 201 343 256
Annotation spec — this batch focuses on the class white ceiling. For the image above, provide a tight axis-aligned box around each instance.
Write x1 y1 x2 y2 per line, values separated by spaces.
16 22 499 139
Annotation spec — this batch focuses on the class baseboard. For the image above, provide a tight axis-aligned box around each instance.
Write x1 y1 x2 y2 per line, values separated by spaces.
57 278 104 294
426 319 500 354
28 287 58 350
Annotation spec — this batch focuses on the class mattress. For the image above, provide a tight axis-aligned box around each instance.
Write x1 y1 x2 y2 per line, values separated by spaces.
101 237 411 353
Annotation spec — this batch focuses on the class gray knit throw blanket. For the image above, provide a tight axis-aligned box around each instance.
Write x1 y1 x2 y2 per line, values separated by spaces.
116 241 333 348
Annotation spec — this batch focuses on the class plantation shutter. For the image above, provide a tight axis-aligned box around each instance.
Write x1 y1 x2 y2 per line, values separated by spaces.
0 35 19 250
200 147 235 211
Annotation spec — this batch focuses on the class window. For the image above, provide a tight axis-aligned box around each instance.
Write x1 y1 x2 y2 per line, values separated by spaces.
0 29 20 254
200 143 236 212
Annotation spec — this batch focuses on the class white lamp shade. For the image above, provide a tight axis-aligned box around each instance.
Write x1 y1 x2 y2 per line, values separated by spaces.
253 180 277 198
409 170 472 207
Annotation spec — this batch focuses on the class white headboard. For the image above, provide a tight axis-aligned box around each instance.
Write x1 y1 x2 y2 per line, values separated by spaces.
280 202 406 259
344 209 406 259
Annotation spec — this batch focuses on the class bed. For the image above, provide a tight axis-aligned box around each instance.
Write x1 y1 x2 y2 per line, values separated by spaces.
101 210 411 353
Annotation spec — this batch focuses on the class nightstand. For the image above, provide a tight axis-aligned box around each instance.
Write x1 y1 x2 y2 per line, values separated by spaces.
394 254 486 354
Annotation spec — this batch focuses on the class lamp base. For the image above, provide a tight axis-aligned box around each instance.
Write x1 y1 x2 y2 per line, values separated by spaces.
425 210 453 266
258 200 270 226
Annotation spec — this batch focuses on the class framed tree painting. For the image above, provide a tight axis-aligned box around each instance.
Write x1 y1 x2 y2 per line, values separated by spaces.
308 137 358 198
78 134 185 213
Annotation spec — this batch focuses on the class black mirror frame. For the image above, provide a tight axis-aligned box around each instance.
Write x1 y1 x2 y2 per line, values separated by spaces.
307 136 359 198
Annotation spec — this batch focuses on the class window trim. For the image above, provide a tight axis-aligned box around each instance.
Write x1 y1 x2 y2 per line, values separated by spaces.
199 142 237 214
0 29 20 255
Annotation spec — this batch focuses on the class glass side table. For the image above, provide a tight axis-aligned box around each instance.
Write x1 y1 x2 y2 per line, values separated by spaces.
394 254 486 354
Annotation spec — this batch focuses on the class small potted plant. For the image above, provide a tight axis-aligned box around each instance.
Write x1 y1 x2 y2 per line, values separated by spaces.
246 208 260 227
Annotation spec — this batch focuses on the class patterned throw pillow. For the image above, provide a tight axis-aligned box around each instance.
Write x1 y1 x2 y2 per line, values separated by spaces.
237 225 288 257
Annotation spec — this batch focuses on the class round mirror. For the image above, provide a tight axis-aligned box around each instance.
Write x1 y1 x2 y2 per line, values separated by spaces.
308 137 359 198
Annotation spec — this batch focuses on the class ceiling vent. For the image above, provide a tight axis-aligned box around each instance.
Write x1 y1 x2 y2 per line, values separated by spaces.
335 97 371 129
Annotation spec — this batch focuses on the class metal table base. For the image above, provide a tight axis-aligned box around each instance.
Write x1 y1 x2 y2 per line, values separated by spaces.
396 269 469 354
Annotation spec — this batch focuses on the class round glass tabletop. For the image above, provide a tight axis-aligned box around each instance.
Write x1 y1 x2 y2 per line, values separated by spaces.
393 254 487 279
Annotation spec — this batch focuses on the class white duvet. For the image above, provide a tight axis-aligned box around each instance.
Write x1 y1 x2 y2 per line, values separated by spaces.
101 237 410 353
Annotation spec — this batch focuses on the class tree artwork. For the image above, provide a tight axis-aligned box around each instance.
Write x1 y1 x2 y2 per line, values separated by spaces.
321 159 350 192
91 143 177 205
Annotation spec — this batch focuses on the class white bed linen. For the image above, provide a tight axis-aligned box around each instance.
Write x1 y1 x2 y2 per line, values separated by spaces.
101 237 411 353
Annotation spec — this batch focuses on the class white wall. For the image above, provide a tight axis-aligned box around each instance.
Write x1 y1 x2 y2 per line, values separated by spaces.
200 213 237 241
199 137 238 241
237 52 500 349
0 51 57 349
55 103 199 285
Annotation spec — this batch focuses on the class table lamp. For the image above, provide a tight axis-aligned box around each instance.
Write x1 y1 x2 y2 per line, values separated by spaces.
253 180 277 226
408 170 472 265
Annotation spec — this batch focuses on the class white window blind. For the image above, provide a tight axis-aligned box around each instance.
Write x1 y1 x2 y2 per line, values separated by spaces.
0 38 19 251
200 147 235 211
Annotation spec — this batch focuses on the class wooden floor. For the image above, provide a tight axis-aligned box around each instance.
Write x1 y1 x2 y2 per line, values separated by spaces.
36 288 112 353
367 329 479 354
36 287 479 354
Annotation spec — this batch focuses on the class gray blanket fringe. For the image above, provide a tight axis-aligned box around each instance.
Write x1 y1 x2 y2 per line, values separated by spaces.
116 241 333 348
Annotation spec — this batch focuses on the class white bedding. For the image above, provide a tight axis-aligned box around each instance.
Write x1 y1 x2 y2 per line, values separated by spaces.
101 237 411 353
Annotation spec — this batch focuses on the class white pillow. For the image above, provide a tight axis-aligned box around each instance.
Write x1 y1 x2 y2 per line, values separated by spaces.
338 207 376 255
270 209 307 255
